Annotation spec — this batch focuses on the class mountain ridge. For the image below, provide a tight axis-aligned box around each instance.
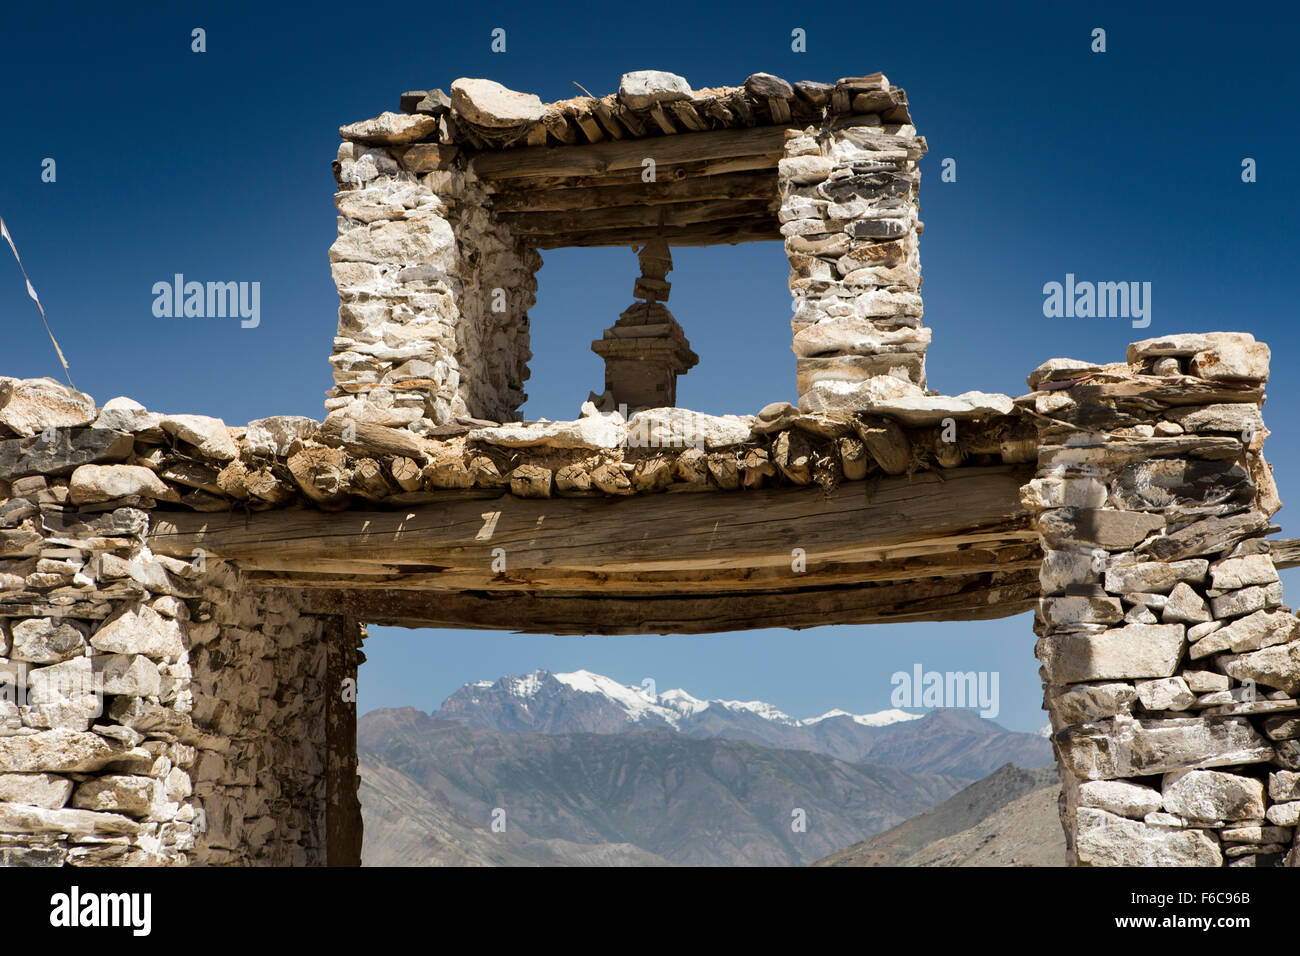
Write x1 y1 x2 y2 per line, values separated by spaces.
424 668 1052 779
358 706 968 866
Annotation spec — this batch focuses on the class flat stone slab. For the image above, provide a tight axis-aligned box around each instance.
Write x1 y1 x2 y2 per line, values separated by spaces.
450 78 546 127
1037 623 1184 684
0 729 128 773
469 413 626 450
1126 332 1253 362
160 415 238 461
0 429 134 480
339 111 440 145
860 390 1015 427
1056 715 1274 780
1162 769 1265 823
0 802 139 836
1076 807 1222 866
0 379 96 437
1027 358 1106 390
1078 779 1163 819
1190 340 1271 382
799 377 1014 424
627 408 755 450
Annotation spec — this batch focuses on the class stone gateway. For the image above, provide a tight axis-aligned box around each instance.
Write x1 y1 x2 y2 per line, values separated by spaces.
0 70 1295 867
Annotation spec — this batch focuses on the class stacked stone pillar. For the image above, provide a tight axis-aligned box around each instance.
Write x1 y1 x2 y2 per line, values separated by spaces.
1024 333 1299 867
778 106 928 412
328 113 540 428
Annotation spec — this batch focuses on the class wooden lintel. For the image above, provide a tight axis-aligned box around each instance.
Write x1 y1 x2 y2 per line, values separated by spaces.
479 155 788 193
149 465 1032 580
468 125 789 183
498 199 775 238
489 171 778 213
238 542 1042 595
287 569 1041 635
531 215 779 248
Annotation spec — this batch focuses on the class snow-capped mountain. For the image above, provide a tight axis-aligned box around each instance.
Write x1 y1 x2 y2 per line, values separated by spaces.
433 670 1050 779
438 668 918 732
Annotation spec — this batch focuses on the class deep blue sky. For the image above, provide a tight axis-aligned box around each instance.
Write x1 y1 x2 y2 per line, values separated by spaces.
3 1 1297 732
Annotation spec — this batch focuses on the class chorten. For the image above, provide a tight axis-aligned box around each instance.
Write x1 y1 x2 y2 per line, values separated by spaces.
590 240 698 412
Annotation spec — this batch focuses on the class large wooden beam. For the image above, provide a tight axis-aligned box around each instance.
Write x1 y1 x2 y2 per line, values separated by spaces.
149 465 1034 579
468 125 789 183
498 199 775 238
531 215 779 248
287 569 1040 635
483 155 789 193
237 541 1042 594
489 171 778 213
324 616 363 866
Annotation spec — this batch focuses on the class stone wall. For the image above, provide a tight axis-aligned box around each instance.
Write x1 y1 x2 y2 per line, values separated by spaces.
1024 333 1299 867
779 114 927 413
0 380 361 865
329 120 539 428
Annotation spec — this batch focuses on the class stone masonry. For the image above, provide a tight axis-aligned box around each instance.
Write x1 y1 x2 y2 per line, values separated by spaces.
780 101 928 413
0 384 362 865
1024 332 1299 867
329 133 540 427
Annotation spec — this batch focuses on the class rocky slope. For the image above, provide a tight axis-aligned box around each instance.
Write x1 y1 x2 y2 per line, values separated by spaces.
813 763 1063 867
894 786 1065 867
360 755 671 866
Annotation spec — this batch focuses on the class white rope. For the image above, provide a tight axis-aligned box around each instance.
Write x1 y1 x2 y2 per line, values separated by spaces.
1 215 74 387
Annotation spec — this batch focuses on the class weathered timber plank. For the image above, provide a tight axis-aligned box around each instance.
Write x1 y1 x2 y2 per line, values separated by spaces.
479 155 787 193
728 92 756 126
498 199 775 237
590 98 625 139
148 464 1032 574
324 616 363 866
612 104 647 137
566 104 605 143
287 569 1041 635
238 542 1042 593
468 125 788 181
541 111 579 145
668 101 708 131
645 104 677 134
319 417 431 459
225 529 1037 577
489 171 778 213
532 215 779 247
